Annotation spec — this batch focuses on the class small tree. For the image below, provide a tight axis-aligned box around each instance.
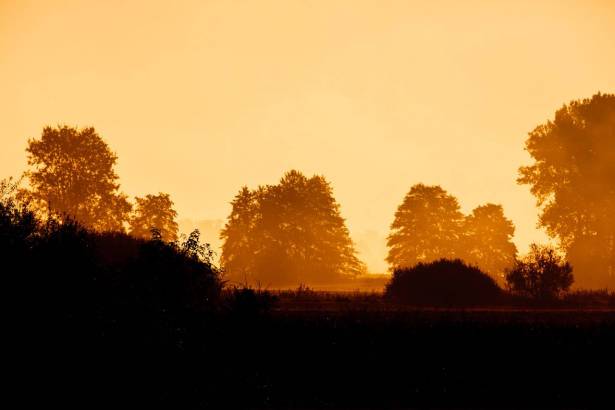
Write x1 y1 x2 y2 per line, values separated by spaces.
129 193 178 242
505 244 574 300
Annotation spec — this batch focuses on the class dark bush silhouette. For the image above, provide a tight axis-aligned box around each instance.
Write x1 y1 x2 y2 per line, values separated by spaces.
1 183 223 341
385 259 504 306
505 244 574 301
1 177 39 264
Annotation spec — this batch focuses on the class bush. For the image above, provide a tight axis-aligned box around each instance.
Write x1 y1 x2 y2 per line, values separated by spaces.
1 188 223 342
505 244 573 301
384 259 504 306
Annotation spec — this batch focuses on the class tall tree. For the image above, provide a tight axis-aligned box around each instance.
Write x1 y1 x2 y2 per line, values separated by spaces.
386 184 464 270
220 186 260 282
129 193 179 242
462 204 517 283
221 170 364 286
518 93 615 288
22 125 131 232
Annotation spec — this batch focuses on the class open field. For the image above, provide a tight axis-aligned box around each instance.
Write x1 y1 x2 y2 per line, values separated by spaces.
264 288 615 313
15 287 615 409
155 303 615 408
102 290 612 408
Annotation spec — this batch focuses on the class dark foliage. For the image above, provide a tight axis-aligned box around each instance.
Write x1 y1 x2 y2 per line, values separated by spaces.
2 191 222 404
506 244 574 301
385 259 505 306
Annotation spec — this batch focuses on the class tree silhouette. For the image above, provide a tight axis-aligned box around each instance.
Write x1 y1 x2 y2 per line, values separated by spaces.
22 125 131 232
518 93 615 288
462 204 517 284
129 193 179 242
219 186 259 281
506 244 573 300
221 170 365 286
1 177 38 262
386 184 464 270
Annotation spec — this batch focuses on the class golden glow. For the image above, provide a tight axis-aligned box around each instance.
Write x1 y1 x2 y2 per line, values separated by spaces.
2 0 614 272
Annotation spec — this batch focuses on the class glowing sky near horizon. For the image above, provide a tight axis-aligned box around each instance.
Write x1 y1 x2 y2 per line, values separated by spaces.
1 0 614 272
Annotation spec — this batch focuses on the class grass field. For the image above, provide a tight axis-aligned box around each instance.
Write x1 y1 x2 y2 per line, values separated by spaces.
16 288 615 409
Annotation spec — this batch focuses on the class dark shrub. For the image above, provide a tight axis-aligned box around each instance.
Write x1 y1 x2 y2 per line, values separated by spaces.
505 244 573 301
1 186 223 340
385 259 504 306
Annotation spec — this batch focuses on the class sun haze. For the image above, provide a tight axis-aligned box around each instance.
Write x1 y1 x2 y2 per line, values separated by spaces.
1 0 614 272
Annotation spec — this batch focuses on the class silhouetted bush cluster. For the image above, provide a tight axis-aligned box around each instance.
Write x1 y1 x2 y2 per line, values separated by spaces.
1 189 222 350
385 259 504 306
505 244 573 301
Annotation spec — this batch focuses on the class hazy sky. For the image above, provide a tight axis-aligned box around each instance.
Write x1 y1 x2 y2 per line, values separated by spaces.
1 0 614 272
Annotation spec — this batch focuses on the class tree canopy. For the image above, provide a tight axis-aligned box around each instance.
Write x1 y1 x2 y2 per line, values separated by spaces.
386 184 465 269
129 193 179 242
22 125 131 232
518 93 615 288
220 170 365 286
463 204 517 284
386 184 517 280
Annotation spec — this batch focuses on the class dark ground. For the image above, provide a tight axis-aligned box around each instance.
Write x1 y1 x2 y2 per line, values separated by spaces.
21 296 615 409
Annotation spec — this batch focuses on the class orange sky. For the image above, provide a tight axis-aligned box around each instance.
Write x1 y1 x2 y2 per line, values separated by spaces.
1 0 614 272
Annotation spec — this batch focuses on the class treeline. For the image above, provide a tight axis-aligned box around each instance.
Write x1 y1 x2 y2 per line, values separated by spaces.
5 92 615 289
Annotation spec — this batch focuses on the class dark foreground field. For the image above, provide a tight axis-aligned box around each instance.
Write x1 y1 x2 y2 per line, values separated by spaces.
22 292 615 409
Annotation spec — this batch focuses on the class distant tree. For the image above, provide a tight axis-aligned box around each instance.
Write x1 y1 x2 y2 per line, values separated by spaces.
22 125 131 232
462 204 517 283
221 170 365 286
219 187 259 281
505 244 573 300
518 93 615 288
129 193 178 242
386 184 464 270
